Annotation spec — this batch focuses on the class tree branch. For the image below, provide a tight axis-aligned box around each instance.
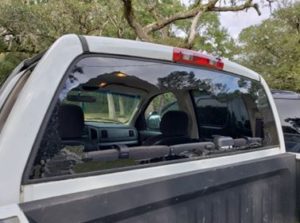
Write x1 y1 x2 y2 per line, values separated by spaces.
211 0 261 15
144 6 205 33
192 0 202 8
145 0 219 33
187 10 204 48
121 0 262 44
121 0 151 41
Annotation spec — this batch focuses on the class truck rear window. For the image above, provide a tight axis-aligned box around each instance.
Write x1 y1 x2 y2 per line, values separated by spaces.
274 98 300 152
27 56 279 180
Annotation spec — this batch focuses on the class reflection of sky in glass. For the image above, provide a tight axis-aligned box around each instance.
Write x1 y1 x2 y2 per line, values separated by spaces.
75 57 257 96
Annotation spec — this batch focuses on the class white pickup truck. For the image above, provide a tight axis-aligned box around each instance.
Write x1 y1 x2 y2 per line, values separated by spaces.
0 34 298 223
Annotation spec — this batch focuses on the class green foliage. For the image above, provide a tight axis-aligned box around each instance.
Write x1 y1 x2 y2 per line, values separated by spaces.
0 53 28 83
133 0 183 26
0 0 135 51
128 1 237 57
0 0 135 81
150 92 177 113
0 0 237 83
191 13 237 58
238 2 300 91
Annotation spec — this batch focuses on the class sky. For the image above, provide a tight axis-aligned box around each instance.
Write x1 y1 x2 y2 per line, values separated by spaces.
181 0 275 39
219 5 272 39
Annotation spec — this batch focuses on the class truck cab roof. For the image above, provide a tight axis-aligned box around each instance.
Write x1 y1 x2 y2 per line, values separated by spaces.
272 89 300 99
82 35 260 81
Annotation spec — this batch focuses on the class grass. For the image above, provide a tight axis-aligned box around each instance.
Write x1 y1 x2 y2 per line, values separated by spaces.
63 145 137 173
84 112 130 123
73 159 137 173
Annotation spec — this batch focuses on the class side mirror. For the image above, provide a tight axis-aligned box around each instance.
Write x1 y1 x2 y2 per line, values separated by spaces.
146 112 161 130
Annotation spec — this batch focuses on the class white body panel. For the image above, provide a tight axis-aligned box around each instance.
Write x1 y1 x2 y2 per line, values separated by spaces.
0 34 83 205
0 204 29 223
0 71 25 108
86 36 260 81
260 76 286 152
86 36 174 62
0 35 285 207
22 148 281 202
222 58 260 81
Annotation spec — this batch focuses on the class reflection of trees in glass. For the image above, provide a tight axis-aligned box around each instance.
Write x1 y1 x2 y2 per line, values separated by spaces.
238 78 249 89
284 118 300 134
157 71 212 91
248 81 269 109
248 81 263 99
157 71 239 102
149 93 177 115
211 83 230 100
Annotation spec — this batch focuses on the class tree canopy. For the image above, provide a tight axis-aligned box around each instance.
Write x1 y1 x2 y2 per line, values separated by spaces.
121 0 260 48
238 2 300 91
0 0 279 85
0 0 134 82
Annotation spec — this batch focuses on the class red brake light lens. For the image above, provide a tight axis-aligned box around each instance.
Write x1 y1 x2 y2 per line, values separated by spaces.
173 48 224 70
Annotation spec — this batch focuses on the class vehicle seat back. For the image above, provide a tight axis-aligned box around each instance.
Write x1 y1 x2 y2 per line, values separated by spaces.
144 111 194 146
58 104 84 142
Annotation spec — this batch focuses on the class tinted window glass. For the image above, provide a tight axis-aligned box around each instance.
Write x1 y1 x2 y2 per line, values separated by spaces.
192 78 269 140
145 93 178 131
274 99 300 134
28 56 279 180
194 95 228 127
274 98 300 152
65 90 140 124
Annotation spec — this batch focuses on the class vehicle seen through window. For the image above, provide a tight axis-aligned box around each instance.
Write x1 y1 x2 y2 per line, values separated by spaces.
29 56 279 179
272 90 300 153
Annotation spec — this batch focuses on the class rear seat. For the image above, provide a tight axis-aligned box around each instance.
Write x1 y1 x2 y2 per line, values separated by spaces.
128 146 170 160
83 137 262 163
84 145 170 162
83 149 119 161
170 142 215 156
84 143 215 162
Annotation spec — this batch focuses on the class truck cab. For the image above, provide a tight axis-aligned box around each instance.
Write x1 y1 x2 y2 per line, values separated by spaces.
0 35 298 222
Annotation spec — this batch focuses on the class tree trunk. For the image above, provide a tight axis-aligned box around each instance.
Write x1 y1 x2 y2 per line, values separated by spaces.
107 93 116 120
119 96 125 116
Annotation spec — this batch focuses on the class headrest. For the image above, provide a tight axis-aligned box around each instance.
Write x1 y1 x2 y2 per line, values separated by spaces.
160 111 188 136
58 104 84 139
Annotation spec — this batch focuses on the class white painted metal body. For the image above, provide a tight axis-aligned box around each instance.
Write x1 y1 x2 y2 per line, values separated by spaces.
0 71 25 108
0 35 83 205
0 35 285 210
0 204 29 223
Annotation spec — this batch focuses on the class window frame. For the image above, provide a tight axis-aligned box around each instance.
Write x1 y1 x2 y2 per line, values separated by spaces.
22 53 280 185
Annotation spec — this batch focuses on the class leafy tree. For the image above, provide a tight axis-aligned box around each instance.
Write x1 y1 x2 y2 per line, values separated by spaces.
238 2 300 91
191 13 238 58
0 53 27 83
0 0 263 82
0 0 135 81
0 0 134 54
121 0 261 48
